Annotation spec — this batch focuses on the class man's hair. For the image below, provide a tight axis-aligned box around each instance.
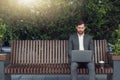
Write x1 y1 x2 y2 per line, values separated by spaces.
77 20 85 25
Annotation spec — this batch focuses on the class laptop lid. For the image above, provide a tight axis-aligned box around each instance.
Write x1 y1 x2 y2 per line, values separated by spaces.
71 50 93 62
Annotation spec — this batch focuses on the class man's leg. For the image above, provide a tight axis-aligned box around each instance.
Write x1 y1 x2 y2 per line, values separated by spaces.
87 62 96 80
71 62 78 80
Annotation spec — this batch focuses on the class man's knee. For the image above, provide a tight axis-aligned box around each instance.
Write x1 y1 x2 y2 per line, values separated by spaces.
71 62 78 70
87 62 95 70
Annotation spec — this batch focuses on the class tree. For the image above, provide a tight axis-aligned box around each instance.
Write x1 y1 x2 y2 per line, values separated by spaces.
0 0 120 42
0 0 83 40
83 0 120 42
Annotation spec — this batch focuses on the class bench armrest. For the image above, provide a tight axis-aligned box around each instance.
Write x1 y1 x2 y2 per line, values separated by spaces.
0 53 10 61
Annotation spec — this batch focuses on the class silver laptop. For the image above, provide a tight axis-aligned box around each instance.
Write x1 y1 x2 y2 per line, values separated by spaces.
71 50 93 62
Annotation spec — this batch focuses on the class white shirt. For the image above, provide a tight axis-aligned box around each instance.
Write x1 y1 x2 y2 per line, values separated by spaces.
78 33 84 50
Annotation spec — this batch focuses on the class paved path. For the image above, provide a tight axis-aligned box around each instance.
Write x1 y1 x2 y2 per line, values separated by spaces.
11 75 107 80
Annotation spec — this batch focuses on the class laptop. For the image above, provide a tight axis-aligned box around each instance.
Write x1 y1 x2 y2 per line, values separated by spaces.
71 50 93 62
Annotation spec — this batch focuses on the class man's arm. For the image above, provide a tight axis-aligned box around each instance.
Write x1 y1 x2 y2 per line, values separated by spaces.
89 36 94 50
67 35 73 58
89 36 94 59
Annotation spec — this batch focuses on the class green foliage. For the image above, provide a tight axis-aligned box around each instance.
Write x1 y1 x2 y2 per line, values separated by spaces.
83 0 120 41
112 24 120 55
114 39 120 55
0 18 6 41
0 0 83 40
0 0 120 42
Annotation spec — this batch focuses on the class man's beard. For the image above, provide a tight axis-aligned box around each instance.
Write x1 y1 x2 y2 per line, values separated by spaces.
78 31 84 35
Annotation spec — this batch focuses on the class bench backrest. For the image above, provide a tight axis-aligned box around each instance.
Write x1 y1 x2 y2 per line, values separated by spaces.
10 40 108 64
94 40 108 63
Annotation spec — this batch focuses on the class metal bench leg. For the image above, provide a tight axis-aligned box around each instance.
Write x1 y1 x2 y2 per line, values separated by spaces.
0 61 6 80
107 73 113 80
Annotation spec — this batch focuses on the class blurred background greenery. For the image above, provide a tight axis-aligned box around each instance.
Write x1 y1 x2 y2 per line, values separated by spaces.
0 0 120 46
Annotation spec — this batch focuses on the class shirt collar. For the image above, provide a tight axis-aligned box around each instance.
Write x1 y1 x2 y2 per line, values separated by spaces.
77 33 84 37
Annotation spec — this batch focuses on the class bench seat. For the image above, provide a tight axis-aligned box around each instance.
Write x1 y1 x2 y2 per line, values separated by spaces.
5 63 112 74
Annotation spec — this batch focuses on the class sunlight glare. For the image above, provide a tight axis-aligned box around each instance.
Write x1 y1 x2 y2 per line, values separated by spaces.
18 0 34 6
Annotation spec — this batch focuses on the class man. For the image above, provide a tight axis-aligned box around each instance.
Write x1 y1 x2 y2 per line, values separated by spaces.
67 20 95 80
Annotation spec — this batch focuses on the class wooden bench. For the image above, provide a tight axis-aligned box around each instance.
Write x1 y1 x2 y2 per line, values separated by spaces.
4 40 113 80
